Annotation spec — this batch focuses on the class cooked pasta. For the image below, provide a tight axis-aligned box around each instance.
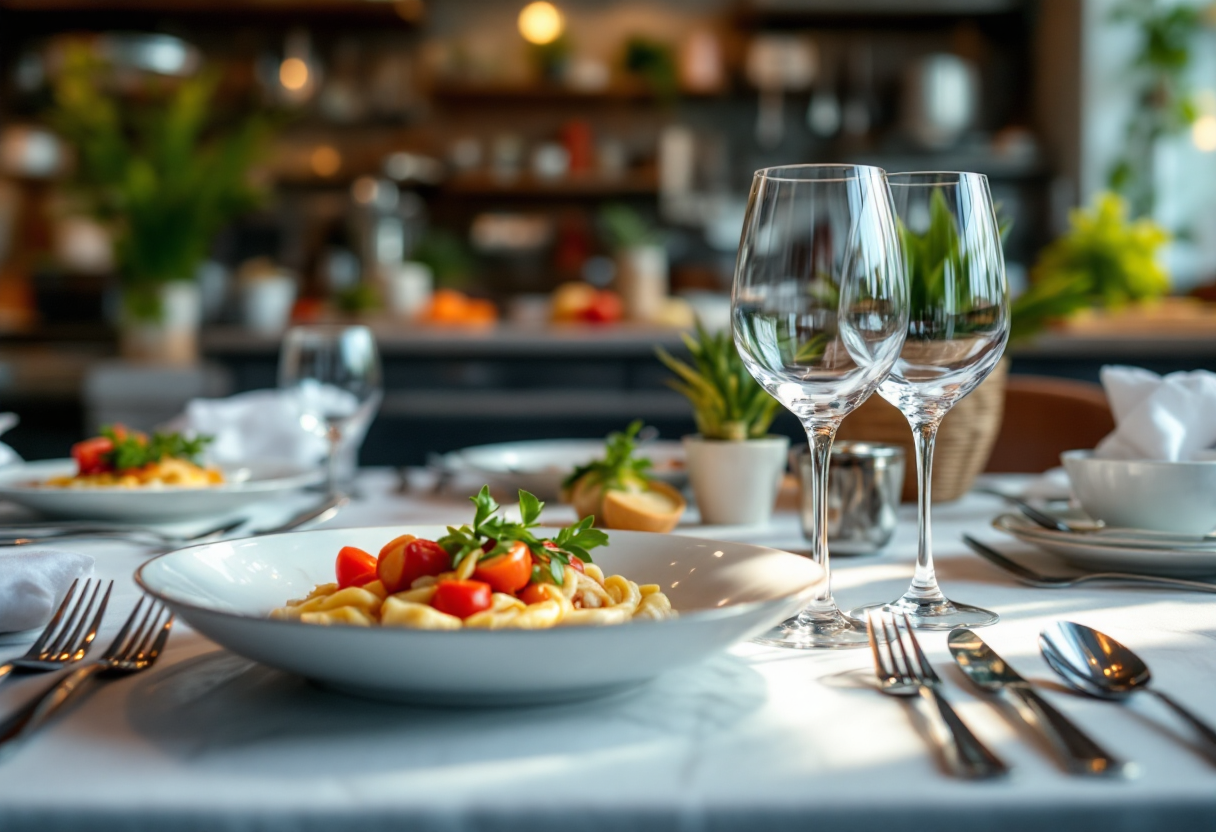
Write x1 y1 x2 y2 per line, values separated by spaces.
270 487 676 630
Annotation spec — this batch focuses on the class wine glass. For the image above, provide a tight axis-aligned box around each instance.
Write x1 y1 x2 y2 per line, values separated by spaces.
278 325 383 496
850 171 1009 629
733 164 908 649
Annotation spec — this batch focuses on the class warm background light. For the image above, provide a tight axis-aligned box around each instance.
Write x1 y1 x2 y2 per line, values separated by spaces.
1193 115 1216 153
518 2 564 45
310 145 341 177
279 57 310 91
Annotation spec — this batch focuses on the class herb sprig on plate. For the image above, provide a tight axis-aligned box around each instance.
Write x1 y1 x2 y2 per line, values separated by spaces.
438 486 608 586
101 426 212 471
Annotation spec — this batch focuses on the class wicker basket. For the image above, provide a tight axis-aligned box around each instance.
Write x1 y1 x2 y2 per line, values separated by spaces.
836 360 1008 502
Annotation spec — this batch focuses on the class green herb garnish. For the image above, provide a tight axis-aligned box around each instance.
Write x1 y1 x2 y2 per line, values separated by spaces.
101 426 212 471
562 420 653 493
437 487 608 587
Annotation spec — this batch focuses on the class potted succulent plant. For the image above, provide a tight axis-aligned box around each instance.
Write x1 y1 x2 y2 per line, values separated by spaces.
47 48 266 363
657 321 787 525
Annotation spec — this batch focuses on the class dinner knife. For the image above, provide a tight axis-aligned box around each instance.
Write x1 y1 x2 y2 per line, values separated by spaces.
248 493 349 536
947 629 1128 777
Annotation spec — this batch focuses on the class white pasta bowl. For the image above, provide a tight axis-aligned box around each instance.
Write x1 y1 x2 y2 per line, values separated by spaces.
137 525 824 705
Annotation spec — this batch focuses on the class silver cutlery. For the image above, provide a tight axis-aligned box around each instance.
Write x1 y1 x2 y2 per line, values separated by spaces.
867 611 1009 779
0 579 112 685
0 596 173 760
246 492 348 536
1040 621 1216 764
963 535 1216 593
979 489 1216 545
948 628 1126 776
0 516 246 547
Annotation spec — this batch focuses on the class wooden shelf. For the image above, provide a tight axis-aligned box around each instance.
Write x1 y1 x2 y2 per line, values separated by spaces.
429 82 729 105
0 0 421 24
441 170 658 198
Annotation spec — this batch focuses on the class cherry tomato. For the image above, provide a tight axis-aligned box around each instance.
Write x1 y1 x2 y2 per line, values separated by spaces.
472 541 532 594
568 555 585 574
431 580 492 619
519 584 550 605
336 546 378 589
71 437 114 475
378 537 450 593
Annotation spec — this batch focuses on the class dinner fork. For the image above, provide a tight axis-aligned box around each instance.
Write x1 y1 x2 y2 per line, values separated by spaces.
0 596 173 759
867 611 1009 779
0 578 112 685
962 535 1216 594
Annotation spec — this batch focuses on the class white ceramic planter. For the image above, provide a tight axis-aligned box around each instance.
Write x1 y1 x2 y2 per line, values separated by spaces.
241 274 297 335
683 434 790 526
120 281 201 365
616 245 668 323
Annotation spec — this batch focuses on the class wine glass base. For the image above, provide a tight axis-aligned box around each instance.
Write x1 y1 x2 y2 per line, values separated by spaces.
753 609 871 649
847 597 999 630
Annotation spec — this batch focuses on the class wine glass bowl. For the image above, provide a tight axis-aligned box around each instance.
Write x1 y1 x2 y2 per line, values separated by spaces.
733 164 908 649
278 325 383 496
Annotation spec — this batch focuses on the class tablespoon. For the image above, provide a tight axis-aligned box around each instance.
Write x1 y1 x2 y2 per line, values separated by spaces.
962 535 1216 594
1039 621 1216 763
979 489 1216 544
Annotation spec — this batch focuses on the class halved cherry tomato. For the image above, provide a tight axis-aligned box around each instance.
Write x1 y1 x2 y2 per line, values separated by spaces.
336 546 378 589
568 555 585 574
378 536 450 593
431 580 492 619
472 541 532 594
71 437 114 475
518 583 550 606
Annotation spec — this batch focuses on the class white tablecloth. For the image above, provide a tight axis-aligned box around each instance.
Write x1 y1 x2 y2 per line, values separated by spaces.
1 470 1214 832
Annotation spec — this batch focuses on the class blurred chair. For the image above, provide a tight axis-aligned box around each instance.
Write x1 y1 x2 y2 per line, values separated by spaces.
984 375 1114 473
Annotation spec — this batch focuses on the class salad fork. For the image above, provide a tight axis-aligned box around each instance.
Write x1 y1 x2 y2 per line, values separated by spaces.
0 578 113 685
867 611 1009 779
0 596 173 759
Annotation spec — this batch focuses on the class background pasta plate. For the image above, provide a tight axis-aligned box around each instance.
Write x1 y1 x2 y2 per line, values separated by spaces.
137 525 824 705
0 459 322 521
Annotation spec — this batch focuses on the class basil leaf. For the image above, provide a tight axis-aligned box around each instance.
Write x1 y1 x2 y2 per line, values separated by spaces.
518 490 543 526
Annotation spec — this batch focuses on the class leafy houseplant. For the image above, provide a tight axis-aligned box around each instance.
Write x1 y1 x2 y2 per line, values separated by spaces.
48 48 266 330
656 320 780 442
1010 192 1171 343
601 204 667 323
656 321 788 525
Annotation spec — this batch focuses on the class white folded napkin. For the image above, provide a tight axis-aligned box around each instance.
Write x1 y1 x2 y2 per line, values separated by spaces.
173 386 368 469
0 412 22 468
0 550 94 633
1094 366 1216 461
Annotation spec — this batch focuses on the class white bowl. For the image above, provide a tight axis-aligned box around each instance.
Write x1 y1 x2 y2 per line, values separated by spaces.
1061 450 1216 535
0 459 322 522
137 525 823 705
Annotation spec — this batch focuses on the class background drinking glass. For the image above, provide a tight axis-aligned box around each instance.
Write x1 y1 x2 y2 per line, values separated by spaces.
851 171 1009 629
278 325 383 496
734 163 908 649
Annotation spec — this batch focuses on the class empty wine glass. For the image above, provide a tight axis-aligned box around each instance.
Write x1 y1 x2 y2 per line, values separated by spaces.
850 171 1009 629
733 164 908 649
278 325 383 496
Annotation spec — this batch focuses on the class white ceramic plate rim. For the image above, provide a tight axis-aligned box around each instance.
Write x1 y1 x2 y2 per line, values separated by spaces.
451 439 684 475
135 525 818 632
993 513 1216 552
1061 449 1216 470
0 459 323 495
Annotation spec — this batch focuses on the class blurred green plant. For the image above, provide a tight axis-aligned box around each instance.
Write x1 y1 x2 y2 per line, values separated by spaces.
600 203 661 251
412 229 475 289
1107 0 1207 217
47 48 268 322
656 320 780 441
335 282 381 315
623 37 678 101
1010 192 1171 343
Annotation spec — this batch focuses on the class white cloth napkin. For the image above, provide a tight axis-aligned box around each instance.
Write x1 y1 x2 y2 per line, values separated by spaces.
1093 366 1216 462
0 550 94 633
173 387 366 468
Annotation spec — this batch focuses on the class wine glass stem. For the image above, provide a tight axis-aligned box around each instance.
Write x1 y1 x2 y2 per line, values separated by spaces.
325 424 342 497
908 418 946 602
802 419 841 611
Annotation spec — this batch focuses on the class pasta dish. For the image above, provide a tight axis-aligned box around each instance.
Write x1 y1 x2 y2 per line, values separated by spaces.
46 425 222 489
271 487 676 629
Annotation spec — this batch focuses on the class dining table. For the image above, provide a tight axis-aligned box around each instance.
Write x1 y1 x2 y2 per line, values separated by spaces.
1 468 1214 832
